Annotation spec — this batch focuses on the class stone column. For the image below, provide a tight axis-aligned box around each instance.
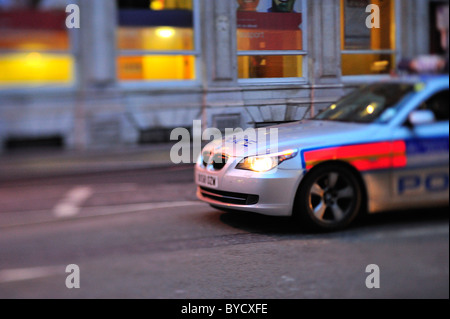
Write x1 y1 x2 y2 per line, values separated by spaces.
200 0 244 131
203 0 238 87
78 0 117 90
307 0 343 117
71 0 119 150
308 0 342 85
399 0 430 59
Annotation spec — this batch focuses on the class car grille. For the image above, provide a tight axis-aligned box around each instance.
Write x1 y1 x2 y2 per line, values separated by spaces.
202 152 229 171
199 187 259 206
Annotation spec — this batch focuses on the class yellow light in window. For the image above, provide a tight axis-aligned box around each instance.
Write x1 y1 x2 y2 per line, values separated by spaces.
330 104 337 110
26 52 44 68
371 60 389 72
0 53 73 84
156 27 175 38
151 0 164 10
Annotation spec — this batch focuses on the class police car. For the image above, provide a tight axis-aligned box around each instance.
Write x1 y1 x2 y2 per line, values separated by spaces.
195 75 449 231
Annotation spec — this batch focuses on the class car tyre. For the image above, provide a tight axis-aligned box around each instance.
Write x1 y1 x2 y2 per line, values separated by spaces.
294 163 363 231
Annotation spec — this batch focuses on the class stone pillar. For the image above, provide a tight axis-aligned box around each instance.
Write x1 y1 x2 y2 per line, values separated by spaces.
78 0 117 90
399 0 430 59
200 0 244 131
71 0 119 150
308 0 342 85
307 0 343 117
203 0 238 87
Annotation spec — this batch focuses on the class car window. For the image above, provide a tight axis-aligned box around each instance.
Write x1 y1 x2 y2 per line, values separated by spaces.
417 90 449 122
315 83 415 124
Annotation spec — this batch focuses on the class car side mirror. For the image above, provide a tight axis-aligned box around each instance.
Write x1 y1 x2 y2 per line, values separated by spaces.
407 110 436 127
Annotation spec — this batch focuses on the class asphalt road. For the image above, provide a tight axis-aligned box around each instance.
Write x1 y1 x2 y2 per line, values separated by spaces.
0 166 448 299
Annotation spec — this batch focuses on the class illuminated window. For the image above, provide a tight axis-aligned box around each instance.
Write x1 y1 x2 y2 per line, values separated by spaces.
341 0 397 76
117 0 198 82
0 2 74 87
236 0 307 80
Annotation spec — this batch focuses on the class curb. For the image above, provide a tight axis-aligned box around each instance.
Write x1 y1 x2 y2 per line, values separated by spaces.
0 144 192 181
0 162 186 182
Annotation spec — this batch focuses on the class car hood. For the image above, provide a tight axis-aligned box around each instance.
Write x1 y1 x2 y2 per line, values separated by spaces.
204 120 387 158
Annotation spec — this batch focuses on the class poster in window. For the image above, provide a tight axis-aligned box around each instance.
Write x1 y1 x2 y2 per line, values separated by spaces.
343 0 371 50
237 0 303 51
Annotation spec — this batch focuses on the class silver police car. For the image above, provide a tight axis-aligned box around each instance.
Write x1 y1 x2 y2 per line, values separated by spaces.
195 75 449 231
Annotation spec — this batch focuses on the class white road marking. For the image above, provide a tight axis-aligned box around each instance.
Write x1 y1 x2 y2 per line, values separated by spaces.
53 186 93 218
79 201 202 217
91 183 138 194
0 201 205 228
0 266 64 284
2 201 204 219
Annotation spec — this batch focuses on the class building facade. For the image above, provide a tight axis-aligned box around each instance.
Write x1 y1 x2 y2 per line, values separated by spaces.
0 0 448 152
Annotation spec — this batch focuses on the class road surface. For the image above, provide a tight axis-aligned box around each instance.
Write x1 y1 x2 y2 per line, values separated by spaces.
0 166 448 299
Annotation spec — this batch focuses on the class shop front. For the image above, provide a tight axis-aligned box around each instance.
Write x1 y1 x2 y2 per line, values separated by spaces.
0 0 446 152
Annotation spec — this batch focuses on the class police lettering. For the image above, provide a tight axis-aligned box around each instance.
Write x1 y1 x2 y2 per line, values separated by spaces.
399 172 449 194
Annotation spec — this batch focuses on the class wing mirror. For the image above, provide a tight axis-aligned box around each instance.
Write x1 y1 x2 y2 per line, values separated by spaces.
407 110 436 127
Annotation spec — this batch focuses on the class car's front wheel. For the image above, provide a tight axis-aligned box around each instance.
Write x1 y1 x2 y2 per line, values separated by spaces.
294 164 363 231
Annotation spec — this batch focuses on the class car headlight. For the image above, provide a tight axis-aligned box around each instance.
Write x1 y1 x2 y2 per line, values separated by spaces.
236 149 298 172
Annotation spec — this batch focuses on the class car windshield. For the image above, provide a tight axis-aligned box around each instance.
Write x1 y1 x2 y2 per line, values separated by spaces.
315 83 416 124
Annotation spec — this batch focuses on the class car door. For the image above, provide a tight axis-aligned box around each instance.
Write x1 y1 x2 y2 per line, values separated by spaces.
391 88 449 208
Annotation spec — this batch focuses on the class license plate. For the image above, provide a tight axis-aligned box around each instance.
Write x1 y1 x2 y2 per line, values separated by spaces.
197 173 218 189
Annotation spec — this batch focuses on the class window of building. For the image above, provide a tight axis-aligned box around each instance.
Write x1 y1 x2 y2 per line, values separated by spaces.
236 0 307 81
341 0 397 76
0 0 74 87
117 0 199 82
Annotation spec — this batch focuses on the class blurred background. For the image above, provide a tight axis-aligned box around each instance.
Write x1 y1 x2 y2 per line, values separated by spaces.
0 0 447 156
